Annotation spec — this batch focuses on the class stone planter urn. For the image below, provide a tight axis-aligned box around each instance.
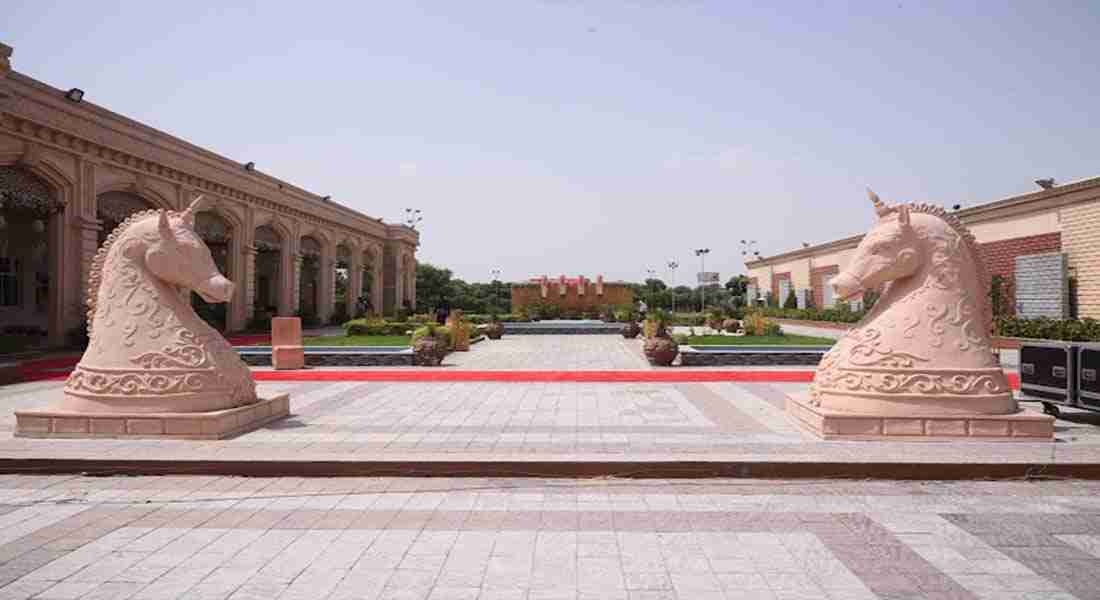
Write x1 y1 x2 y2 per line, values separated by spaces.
413 337 445 366
622 322 641 339
644 335 679 366
722 318 741 333
485 322 504 340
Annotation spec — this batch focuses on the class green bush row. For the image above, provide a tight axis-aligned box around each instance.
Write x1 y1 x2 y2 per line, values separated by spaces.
754 306 866 324
343 318 421 336
996 317 1100 342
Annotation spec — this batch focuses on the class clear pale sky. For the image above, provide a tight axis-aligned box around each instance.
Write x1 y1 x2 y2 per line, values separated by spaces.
5 1 1098 283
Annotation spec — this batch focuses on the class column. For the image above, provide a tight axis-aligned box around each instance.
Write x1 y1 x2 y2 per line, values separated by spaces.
347 254 362 318
408 257 416 310
318 255 335 324
394 258 403 316
243 246 257 323
372 256 384 318
290 255 302 314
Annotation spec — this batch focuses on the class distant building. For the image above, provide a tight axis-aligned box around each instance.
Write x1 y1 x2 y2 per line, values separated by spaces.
745 176 1100 319
511 275 634 314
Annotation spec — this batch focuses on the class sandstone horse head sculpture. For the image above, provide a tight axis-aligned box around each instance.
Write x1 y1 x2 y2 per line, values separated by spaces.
61 196 257 413
810 191 1016 416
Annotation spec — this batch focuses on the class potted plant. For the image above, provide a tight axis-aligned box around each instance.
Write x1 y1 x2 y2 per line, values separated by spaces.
643 309 679 366
722 318 741 334
412 323 449 366
620 308 640 338
485 312 504 340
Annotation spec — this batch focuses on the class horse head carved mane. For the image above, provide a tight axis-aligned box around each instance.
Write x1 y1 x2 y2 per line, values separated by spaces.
63 196 257 414
810 190 1016 417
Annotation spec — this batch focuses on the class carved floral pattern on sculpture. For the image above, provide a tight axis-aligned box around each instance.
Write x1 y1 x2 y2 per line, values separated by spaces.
810 191 1014 416
61 196 257 413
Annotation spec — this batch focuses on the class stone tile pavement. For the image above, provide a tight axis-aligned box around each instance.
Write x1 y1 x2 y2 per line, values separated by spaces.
3 379 1100 465
0 476 1099 598
447 337 651 370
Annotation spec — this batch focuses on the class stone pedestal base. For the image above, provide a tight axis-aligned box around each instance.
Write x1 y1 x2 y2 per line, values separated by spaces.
14 394 289 440
272 346 304 370
786 393 1054 440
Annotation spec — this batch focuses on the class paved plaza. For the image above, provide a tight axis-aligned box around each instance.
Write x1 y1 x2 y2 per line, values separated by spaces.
2 377 1100 467
0 476 1099 599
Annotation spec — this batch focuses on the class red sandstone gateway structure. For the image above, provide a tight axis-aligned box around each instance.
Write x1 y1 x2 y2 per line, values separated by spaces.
0 42 418 348
511 275 634 314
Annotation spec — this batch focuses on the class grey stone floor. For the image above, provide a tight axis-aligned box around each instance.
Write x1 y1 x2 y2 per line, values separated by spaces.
2 379 1099 465
446 337 650 370
0 476 1099 599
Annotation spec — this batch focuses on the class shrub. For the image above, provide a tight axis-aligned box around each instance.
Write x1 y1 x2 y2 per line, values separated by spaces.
996 317 1100 341
783 289 798 309
412 323 453 348
343 318 414 336
742 312 782 336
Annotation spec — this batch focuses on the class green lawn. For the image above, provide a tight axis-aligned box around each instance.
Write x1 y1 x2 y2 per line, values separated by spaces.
303 335 412 347
684 334 835 346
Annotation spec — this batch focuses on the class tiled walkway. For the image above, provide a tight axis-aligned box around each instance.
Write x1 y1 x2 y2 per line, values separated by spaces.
3 379 1100 466
447 337 650 371
0 476 1098 599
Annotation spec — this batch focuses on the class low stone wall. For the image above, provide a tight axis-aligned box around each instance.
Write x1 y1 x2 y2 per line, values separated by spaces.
502 323 625 335
238 350 414 367
679 347 827 366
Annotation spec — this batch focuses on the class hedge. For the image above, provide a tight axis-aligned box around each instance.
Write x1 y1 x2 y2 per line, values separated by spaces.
996 317 1100 342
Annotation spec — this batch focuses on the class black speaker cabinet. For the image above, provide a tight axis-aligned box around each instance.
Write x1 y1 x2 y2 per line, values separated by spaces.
1020 342 1077 409
1079 344 1100 410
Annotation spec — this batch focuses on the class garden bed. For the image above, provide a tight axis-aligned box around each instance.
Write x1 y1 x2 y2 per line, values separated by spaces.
683 334 837 346
679 345 831 366
236 346 414 367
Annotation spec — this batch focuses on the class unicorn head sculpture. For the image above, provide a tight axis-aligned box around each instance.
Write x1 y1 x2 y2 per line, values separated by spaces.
810 190 1016 416
61 196 257 414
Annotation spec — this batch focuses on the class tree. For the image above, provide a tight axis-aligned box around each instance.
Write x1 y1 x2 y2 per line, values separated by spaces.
415 263 454 313
725 275 748 296
644 278 667 292
783 288 798 309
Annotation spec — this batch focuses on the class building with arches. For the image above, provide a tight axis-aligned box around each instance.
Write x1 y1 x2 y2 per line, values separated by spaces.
0 42 418 348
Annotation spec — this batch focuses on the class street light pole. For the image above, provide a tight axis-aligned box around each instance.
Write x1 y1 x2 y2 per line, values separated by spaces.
490 269 502 312
667 260 679 313
694 248 710 312
645 268 656 308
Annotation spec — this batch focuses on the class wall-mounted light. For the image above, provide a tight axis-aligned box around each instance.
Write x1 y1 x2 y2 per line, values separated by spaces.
65 88 84 103
322 195 331 201
1035 178 1056 190
244 162 255 171
952 204 961 211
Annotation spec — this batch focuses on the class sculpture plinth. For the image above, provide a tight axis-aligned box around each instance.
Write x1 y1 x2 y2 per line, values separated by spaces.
271 317 304 370
16 197 287 439
787 191 1053 440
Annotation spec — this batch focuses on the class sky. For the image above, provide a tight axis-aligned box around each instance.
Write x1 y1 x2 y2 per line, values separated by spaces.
5 1 1099 284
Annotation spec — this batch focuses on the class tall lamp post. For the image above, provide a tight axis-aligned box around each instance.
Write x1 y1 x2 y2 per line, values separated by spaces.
667 260 679 313
490 268 502 312
645 268 656 308
740 240 761 304
404 208 423 229
694 248 711 312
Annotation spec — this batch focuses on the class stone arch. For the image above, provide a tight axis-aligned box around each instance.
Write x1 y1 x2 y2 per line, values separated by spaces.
401 252 416 311
95 190 162 247
298 234 324 320
333 241 353 320
253 223 286 317
0 162 71 348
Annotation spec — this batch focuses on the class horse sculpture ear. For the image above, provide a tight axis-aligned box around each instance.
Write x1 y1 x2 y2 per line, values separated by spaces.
181 195 208 227
158 210 174 239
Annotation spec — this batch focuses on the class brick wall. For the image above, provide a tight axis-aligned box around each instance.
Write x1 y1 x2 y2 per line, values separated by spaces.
1062 199 1100 319
511 282 634 313
976 232 1061 316
810 265 840 308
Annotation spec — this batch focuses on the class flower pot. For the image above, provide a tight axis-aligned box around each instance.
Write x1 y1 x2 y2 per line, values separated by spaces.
722 318 741 333
486 323 504 340
643 336 679 366
413 338 445 366
622 322 641 339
